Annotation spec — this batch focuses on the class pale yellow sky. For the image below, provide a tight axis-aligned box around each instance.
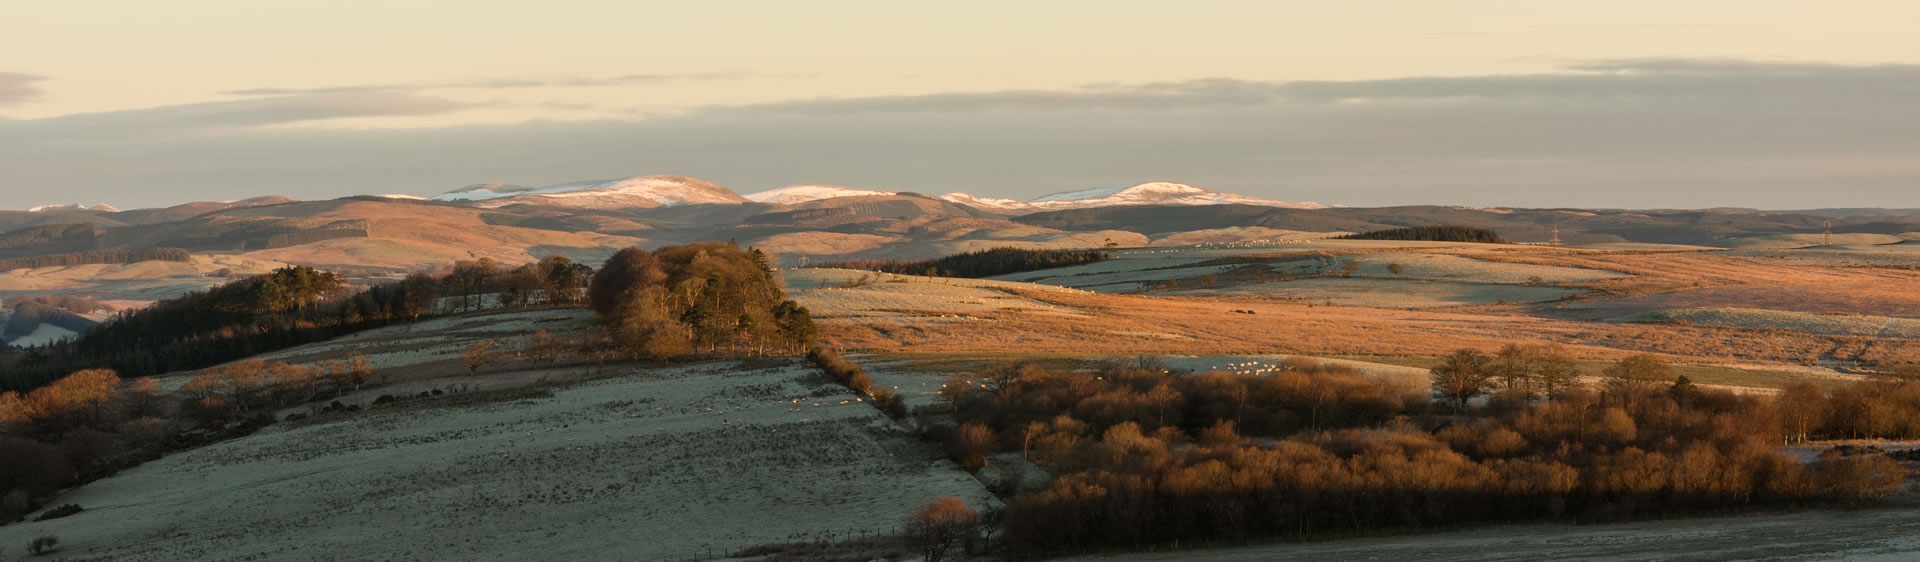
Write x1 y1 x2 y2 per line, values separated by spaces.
6 1 1918 126
3 1 1919 209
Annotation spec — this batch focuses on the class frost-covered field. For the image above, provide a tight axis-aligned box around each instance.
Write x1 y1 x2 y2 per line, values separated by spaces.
250 309 595 370
785 267 1084 294
1730 244 1920 269
1179 278 1577 308
1006 263 1246 291
1705 233 1908 249
1 322 78 348
2 362 996 561
1622 307 1920 339
788 269 1085 321
1158 354 1430 390
990 245 1623 295
1069 508 1920 561
1329 253 1627 284
987 256 1220 282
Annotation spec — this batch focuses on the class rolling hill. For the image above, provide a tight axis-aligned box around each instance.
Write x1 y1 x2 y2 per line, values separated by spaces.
3 176 1918 311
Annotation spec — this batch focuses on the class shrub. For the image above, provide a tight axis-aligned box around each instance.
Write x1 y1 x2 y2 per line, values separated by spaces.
904 497 979 562
949 423 997 471
28 535 57 555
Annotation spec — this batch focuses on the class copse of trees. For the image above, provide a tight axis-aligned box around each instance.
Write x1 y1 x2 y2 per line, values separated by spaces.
1 296 108 315
497 254 593 309
0 368 170 522
818 247 1109 279
1339 225 1509 244
0 252 597 393
1 349 391 522
1 266 394 392
1431 343 1583 411
930 356 1914 557
591 243 817 359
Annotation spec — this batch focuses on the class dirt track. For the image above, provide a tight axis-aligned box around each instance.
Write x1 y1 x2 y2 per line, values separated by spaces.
1070 507 1920 561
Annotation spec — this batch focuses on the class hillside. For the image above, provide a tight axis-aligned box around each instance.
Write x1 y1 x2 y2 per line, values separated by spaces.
3 182 1918 310
1016 205 1920 245
0 307 994 560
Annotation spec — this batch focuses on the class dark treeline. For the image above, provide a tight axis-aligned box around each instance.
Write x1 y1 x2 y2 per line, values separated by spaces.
590 242 817 359
1339 225 1509 244
262 229 368 250
933 356 1912 556
0 224 101 255
3 304 97 340
0 252 602 394
1 296 108 315
0 266 364 392
0 248 191 272
809 348 908 419
818 247 1109 278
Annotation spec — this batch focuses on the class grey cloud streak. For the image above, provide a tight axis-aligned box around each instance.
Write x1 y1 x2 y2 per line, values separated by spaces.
221 72 752 96
2 59 1917 210
0 73 48 106
10 92 472 138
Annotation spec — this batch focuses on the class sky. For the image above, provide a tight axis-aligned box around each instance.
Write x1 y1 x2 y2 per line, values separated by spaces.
2 1 1918 210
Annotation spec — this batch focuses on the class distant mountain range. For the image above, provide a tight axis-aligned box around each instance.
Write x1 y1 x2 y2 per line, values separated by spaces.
1 175 1915 285
424 176 1327 214
429 176 750 209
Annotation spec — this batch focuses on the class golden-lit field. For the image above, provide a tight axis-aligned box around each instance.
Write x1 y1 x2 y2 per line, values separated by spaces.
792 238 1920 391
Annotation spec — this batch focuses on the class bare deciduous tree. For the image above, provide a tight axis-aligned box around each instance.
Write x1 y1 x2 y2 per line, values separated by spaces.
1431 349 1493 413
463 341 501 376
904 497 979 562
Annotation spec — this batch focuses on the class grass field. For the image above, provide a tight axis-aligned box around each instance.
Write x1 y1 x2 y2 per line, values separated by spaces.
0 361 996 561
1180 278 1578 308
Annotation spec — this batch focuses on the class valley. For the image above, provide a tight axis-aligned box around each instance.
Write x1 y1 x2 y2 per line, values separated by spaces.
3 180 1919 561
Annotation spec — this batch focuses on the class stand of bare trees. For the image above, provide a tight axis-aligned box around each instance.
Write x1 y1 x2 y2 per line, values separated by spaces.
926 357 1915 557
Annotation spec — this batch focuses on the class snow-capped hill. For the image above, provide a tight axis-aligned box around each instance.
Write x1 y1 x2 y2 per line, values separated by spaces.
1027 182 1325 210
432 183 534 202
27 203 119 213
745 185 897 205
937 193 1036 213
429 176 748 209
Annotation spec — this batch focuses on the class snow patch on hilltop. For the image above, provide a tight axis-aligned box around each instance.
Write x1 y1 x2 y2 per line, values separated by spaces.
937 193 1036 213
27 203 119 213
429 176 748 209
1027 182 1325 210
745 185 897 205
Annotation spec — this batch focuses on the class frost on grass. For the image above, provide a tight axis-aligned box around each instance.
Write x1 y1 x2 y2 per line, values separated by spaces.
248 309 596 370
1185 278 1578 308
1623 308 1920 339
0 362 995 561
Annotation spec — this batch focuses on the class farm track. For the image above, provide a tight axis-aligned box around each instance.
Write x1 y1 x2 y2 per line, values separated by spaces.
1071 506 1920 561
